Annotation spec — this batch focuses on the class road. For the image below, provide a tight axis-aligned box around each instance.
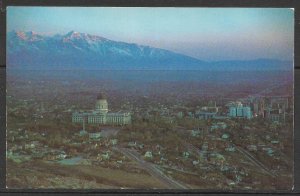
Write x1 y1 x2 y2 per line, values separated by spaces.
233 144 276 177
241 81 290 101
182 139 276 178
112 147 188 189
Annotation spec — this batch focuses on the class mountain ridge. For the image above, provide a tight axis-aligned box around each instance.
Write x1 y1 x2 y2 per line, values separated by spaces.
7 31 293 71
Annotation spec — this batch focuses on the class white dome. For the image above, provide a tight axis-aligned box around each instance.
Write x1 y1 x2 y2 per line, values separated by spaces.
95 99 108 113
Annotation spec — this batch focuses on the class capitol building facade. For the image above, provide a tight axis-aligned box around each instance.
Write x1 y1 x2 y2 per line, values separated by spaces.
72 94 131 125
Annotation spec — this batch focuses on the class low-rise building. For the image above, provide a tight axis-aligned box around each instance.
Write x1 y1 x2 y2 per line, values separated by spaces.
211 122 227 131
195 104 219 120
247 145 257 151
144 151 153 158
89 132 101 140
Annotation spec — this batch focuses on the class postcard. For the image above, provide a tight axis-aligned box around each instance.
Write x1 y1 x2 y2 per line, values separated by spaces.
6 7 294 190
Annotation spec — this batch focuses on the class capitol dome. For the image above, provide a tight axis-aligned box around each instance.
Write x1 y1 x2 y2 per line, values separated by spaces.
95 93 108 113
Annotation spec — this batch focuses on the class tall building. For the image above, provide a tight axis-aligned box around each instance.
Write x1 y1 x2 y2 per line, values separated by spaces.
264 108 285 123
252 97 265 117
229 106 238 117
72 93 131 125
228 103 252 119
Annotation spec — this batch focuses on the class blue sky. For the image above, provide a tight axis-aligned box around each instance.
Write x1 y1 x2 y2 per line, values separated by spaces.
7 7 294 61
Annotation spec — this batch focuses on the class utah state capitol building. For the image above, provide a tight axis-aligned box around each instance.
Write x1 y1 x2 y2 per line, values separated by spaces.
72 93 131 125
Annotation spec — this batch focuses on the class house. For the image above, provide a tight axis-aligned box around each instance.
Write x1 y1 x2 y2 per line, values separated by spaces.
101 152 110 160
79 130 88 136
191 130 201 137
89 132 101 140
144 151 153 158
221 133 230 140
183 151 190 158
192 160 199 165
211 122 227 131
262 147 274 156
225 146 236 152
110 139 118 145
271 140 279 144
128 141 137 147
247 145 257 151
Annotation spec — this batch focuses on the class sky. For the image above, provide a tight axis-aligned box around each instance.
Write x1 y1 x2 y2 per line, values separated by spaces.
7 7 294 61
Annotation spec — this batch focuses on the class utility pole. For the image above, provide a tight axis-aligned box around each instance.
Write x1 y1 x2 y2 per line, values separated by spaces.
82 115 88 132
83 117 86 131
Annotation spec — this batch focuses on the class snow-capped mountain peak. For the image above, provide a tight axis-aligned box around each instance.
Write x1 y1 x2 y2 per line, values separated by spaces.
63 31 107 42
7 30 205 69
10 30 44 42
65 30 81 38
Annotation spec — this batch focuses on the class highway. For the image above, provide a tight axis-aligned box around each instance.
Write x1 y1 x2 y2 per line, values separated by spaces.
112 147 188 189
182 139 276 178
241 81 290 101
232 144 276 177
181 129 277 178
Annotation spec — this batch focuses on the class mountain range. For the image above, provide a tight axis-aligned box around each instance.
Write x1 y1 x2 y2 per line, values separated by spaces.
7 31 293 70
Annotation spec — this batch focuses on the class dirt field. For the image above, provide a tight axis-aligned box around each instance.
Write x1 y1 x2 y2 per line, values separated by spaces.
6 160 166 189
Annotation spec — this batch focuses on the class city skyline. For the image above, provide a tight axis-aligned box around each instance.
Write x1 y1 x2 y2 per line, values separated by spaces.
7 7 294 61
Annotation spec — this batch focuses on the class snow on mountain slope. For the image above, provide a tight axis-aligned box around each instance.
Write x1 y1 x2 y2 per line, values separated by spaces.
7 31 205 70
7 31 292 70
